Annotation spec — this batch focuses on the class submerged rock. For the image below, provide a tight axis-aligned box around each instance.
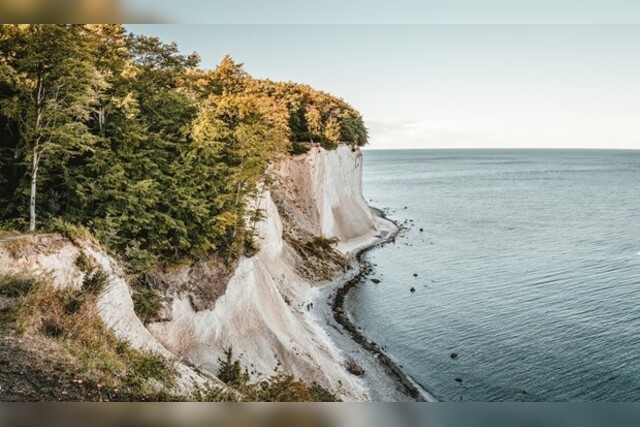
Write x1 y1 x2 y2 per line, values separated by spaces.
410 287 416 293
450 352 458 359
454 378 463 383
371 278 381 284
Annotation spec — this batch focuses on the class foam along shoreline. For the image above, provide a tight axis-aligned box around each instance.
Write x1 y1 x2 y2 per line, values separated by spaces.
313 208 440 402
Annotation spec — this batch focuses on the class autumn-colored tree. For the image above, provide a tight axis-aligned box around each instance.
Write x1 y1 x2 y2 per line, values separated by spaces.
0 25 367 272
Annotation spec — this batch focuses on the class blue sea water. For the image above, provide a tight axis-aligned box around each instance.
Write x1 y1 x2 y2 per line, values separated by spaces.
348 149 640 401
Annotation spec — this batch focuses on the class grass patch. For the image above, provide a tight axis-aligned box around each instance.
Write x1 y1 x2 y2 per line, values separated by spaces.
15 272 176 395
0 272 40 298
0 237 34 259
206 347 340 402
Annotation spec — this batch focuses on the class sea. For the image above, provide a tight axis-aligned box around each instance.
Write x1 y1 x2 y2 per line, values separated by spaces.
347 149 640 401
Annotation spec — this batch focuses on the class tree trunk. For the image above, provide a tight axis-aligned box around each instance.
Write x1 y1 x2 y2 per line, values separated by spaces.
29 152 39 232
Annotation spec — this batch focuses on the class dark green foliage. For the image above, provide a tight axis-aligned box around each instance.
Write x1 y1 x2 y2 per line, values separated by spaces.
308 382 340 402
82 268 108 294
74 251 92 272
62 289 84 315
217 347 249 387
289 141 311 155
132 284 164 324
0 25 368 274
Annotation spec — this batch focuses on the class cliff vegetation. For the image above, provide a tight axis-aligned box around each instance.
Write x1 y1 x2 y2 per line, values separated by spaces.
0 24 368 274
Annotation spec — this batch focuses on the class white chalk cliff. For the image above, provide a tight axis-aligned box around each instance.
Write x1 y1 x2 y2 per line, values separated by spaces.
0 145 392 401
148 145 391 401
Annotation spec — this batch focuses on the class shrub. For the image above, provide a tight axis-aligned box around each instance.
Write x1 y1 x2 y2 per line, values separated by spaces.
303 236 339 257
132 285 164 324
124 240 159 275
217 347 248 387
74 251 93 272
289 141 311 155
126 353 174 389
82 268 109 294
46 218 95 243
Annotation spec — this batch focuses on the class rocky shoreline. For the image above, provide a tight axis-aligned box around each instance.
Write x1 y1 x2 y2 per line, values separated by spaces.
328 208 439 402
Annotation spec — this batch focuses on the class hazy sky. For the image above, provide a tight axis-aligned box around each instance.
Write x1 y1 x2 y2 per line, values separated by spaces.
126 24 640 149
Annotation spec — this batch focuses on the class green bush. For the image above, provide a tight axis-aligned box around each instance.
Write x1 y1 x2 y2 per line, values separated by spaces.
46 218 95 243
82 268 109 294
217 347 249 387
303 236 339 258
132 285 164 324
289 141 311 155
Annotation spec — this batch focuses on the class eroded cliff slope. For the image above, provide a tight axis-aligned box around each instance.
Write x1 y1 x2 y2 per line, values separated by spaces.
0 145 392 401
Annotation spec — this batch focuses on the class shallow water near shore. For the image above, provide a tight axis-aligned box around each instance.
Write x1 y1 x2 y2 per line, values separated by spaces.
348 149 640 401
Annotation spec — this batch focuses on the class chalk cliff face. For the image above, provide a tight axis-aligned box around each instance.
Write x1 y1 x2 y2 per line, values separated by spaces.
0 145 387 401
147 145 382 401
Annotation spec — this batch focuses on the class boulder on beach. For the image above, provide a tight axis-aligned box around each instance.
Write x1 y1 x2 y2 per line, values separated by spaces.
345 360 365 377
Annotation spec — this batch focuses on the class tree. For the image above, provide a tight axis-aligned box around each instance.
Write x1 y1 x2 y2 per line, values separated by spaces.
190 89 289 256
0 25 106 231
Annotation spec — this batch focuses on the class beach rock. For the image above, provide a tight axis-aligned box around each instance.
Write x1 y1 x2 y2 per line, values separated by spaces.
450 352 458 359
345 361 365 377
410 287 416 293
371 278 381 284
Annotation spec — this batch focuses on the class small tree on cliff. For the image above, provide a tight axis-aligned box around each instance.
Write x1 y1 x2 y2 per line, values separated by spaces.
0 25 106 231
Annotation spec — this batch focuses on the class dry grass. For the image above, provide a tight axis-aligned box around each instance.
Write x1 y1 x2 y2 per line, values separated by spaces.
14 273 176 395
0 238 34 259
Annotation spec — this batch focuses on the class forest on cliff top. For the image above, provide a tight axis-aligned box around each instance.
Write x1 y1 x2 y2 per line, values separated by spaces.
0 24 368 272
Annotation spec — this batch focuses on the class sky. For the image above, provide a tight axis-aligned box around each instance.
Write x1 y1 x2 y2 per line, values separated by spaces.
126 24 640 149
